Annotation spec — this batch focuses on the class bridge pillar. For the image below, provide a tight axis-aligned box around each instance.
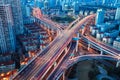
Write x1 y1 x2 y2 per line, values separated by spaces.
49 27 54 35
47 25 49 29
47 25 50 33
65 47 68 53
40 21 42 25
44 23 47 27
100 50 103 55
40 45 42 50
87 43 91 51
61 69 67 80
88 11 90 15
75 33 79 52
116 60 120 67
62 72 65 80
54 61 57 67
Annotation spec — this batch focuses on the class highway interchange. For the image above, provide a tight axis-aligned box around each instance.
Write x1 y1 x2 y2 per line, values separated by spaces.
13 14 120 80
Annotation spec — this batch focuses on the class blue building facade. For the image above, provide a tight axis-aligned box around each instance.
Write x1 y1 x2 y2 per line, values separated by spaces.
115 7 120 20
96 9 105 25
0 4 16 54
7 0 24 35
49 0 56 8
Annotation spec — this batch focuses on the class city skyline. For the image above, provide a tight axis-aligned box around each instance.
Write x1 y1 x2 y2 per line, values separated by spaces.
0 0 120 80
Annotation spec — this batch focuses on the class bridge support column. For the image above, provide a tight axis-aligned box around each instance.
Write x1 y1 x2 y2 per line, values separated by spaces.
52 29 54 35
62 70 66 80
47 25 50 33
87 44 91 51
100 50 103 55
51 28 54 35
40 45 42 50
65 47 68 53
116 60 120 67
42 23 45 27
75 33 79 52
47 25 50 30
62 72 65 80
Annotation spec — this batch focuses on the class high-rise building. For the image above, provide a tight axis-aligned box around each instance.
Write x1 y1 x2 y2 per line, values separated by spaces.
34 0 43 8
102 0 108 5
115 0 120 6
0 4 16 53
119 25 120 31
0 17 7 53
73 1 79 13
44 0 49 9
0 0 24 35
115 7 120 20
49 0 56 8
25 5 31 17
95 9 105 25
56 0 60 6
22 5 31 18
102 0 113 5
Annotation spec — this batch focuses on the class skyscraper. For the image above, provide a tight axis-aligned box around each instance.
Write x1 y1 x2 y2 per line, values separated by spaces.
22 5 31 18
44 0 49 9
0 0 24 35
115 7 120 20
73 1 79 13
115 0 120 6
102 0 108 5
103 0 113 5
0 4 16 53
95 9 105 25
49 0 56 8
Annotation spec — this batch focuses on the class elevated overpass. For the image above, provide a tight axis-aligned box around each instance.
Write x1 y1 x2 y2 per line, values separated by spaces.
53 54 118 80
81 35 120 56
12 14 95 80
31 14 96 80
13 13 120 80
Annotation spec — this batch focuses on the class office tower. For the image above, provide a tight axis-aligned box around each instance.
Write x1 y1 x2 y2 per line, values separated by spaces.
65 0 71 6
44 0 49 9
73 1 79 13
102 0 109 5
0 4 16 53
49 0 56 8
95 9 105 25
39 1 44 8
21 0 27 4
115 0 120 5
56 0 61 6
34 0 39 7
103 0 113 5
115 7 120 20
65 0 69 3
25 5 31 17
22 5 31 18
0 0 24 35
34 0 43 8
119 25 120 31
0 17 7 53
